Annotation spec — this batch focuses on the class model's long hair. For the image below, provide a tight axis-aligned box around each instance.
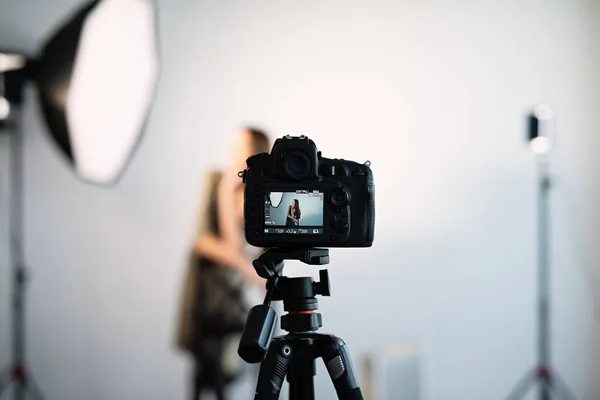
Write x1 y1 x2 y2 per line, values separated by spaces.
291 199 301 219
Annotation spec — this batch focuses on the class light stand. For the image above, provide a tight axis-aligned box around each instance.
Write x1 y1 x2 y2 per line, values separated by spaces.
0 1 159 399
0 67 45 400
503 105 579 400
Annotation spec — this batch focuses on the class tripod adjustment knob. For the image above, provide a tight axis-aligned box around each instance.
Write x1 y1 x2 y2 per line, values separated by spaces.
315 269 330 296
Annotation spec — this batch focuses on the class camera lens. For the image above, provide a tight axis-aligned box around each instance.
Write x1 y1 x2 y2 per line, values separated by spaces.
283 151 310 179
330 189 349 207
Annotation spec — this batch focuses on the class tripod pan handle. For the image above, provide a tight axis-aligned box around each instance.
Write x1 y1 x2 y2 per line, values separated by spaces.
238 305 278 363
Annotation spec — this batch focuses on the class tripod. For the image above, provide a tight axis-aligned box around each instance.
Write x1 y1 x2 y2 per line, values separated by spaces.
238 248 363 400
0 68 46 400
503 159 578 400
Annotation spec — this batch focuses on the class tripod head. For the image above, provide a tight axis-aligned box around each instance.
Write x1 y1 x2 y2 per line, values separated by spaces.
238 248 330 363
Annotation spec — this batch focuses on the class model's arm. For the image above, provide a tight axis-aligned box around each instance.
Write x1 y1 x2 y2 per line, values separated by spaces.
195 233 261 285
194 172 262 286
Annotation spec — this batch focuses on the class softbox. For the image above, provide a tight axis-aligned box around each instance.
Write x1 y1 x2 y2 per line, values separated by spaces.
32 0 160 185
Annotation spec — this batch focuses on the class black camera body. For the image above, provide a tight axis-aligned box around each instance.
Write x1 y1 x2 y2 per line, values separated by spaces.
241 135 375 248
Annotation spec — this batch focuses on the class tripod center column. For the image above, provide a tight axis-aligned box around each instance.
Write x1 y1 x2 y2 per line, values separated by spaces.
288 352 316 400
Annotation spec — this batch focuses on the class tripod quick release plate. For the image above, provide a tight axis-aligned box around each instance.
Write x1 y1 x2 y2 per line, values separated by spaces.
252 248 329 279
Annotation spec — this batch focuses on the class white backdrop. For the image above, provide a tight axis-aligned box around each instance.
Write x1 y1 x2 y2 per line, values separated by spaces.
0 0 599 399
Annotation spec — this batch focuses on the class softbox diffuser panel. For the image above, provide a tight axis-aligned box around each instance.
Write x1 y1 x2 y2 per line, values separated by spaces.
35 0 159 185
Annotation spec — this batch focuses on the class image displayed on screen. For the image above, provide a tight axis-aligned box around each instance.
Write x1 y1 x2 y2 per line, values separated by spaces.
264 190 324 234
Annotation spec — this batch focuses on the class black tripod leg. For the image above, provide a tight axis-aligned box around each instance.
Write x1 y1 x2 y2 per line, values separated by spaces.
504 370 535 400
254 338 292 400
322 336 363 400
540 379 556 400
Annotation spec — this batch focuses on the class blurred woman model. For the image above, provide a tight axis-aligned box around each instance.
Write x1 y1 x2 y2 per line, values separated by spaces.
177 127 270 400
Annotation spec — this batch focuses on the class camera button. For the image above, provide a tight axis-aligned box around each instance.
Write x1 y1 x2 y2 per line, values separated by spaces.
335 221 349 232
329 189 349 207
335 165 349 176
332 217 349 232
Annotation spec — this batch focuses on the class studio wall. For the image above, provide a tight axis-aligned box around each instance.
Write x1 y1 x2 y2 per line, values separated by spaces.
0 0 599 399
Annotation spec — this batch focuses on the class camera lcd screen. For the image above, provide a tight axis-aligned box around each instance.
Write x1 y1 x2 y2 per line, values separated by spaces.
264 190 324 234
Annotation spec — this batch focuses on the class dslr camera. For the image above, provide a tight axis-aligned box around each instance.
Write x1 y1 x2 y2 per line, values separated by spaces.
240 135 375 248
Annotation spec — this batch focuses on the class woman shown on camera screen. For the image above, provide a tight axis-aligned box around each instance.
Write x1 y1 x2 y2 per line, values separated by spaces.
286 199 301 226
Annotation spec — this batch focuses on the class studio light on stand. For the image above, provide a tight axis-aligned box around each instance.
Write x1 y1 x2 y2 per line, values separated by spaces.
0 1 159 399
503 105 579 400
